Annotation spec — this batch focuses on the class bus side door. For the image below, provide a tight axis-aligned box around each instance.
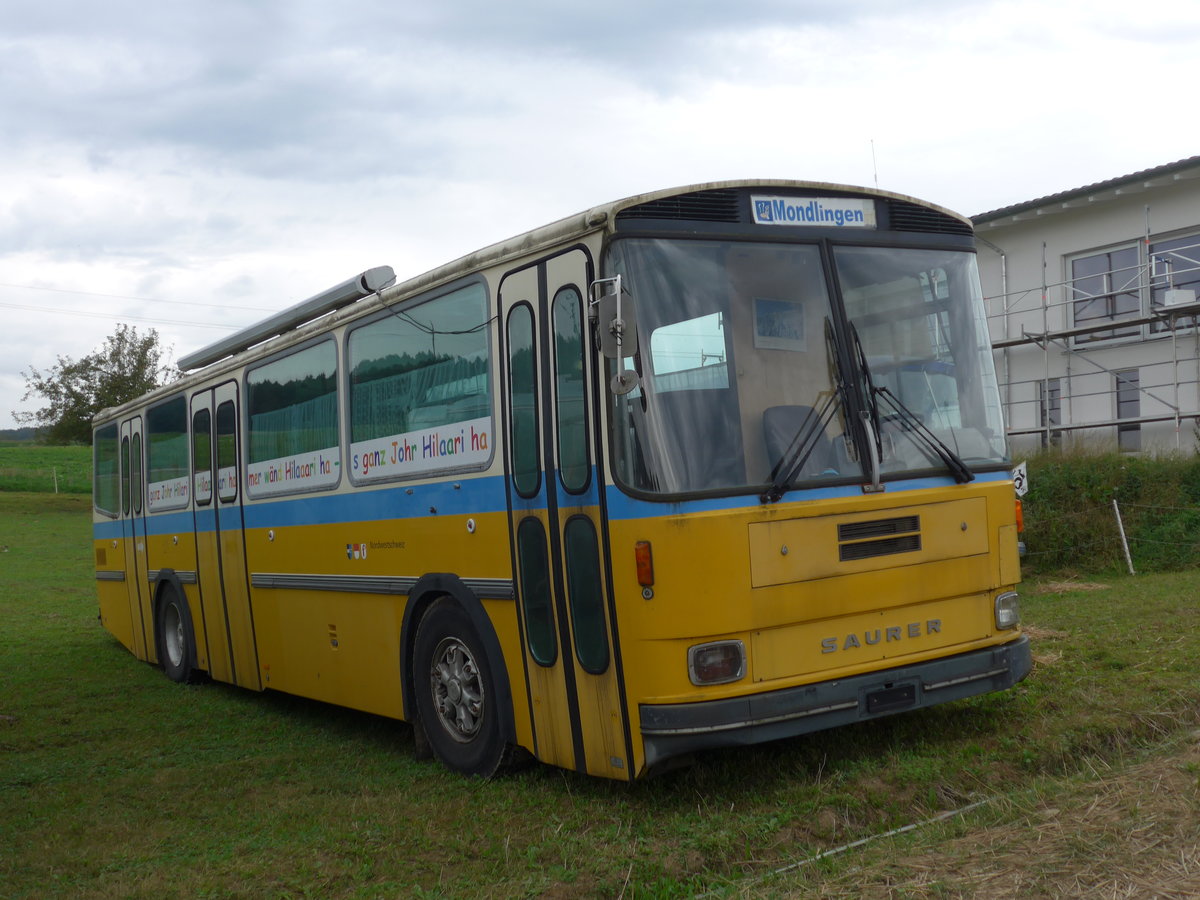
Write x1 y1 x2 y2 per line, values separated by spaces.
194 382 261 690
119 416 154 662
189 391 234 684
501 248 632 779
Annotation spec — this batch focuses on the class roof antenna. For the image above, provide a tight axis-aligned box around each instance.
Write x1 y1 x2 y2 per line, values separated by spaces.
871 139 879 189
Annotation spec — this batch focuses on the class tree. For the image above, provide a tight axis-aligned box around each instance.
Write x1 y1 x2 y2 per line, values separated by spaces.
14 325 179 444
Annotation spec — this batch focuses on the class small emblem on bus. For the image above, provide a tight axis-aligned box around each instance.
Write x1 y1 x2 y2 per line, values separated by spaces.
346 543 368 560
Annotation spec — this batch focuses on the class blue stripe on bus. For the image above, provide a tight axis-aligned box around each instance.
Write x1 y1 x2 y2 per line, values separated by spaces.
602 469 1013 520
94 474 513 539
93 468 1014 538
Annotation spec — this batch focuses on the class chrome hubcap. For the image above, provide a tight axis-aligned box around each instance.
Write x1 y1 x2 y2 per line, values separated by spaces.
430 637 484 742
164 602 184 668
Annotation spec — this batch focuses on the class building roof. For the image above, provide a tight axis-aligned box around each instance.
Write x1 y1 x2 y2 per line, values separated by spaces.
972 155 1200 227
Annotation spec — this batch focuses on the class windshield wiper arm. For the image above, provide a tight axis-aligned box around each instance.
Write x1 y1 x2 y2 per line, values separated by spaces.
760 390 839 504
874 386 974 483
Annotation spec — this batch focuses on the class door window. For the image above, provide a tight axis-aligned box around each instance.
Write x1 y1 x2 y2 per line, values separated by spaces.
553 287 589 493
507 304 539 497
517 517 557 666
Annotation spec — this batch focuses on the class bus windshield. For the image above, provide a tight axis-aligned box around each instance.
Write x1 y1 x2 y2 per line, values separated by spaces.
606 238 1008 496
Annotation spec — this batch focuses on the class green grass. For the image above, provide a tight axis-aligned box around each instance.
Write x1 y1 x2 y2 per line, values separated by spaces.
2 493 1199 898
1020 446 1200 575
0 442 91 494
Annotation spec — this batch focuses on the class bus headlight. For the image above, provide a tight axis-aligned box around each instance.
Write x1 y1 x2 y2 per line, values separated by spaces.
688 640 746 685
994 591 1020 630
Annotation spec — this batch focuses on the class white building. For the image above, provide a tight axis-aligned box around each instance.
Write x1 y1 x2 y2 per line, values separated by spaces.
973 156 1200 455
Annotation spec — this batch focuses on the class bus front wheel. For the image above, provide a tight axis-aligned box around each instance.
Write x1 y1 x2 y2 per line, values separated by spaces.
157 587 198 684
412 598 506 776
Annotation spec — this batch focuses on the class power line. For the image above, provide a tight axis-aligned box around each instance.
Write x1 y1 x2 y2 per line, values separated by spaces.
0 280 276 313
0 299 237 330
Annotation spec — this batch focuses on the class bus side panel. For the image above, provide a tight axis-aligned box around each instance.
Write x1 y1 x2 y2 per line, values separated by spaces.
243 506 515 722
145 517 206 667
245 514 402 717
251 581 406 717
481 595 533 752
94 531 137 654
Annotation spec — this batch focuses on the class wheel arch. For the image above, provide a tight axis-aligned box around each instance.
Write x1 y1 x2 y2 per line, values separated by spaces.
400 573 517 747
152 569 200 674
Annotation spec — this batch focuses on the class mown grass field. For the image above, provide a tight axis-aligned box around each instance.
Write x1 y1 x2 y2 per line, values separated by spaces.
0 442 91 494
2 491 1199 898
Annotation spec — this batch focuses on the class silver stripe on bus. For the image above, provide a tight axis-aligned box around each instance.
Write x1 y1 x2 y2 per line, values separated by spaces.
147 570 198 585
923 667 1010 692
95 570 126 582
640 701 860 736
251 573 514 600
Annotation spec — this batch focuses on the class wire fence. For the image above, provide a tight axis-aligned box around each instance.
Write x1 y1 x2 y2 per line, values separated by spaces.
0 466 91 494
1022 495 1200 575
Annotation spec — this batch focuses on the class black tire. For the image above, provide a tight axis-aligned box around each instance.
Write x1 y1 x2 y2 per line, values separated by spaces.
412 597 507 776
157 586 198 684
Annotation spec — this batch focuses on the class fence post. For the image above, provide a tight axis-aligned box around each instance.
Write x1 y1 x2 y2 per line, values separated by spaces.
53 467 59 494
1112 498 1135 576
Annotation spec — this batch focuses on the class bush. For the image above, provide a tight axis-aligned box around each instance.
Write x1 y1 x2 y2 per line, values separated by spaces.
1020 447 1200 576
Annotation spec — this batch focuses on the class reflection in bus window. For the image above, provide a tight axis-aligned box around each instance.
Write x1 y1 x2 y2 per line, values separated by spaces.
607 239 856 494
147 395 189 512
94 423 120 516
246 341 339 495
349 284 490 442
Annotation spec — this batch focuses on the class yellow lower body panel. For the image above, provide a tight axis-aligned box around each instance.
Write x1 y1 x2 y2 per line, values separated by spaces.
751 592 993 682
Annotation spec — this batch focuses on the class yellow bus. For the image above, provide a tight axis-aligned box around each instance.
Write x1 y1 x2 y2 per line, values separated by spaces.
92 181 1030 780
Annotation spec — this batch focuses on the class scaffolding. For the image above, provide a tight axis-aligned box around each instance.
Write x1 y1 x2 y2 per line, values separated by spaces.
985 236 1200 453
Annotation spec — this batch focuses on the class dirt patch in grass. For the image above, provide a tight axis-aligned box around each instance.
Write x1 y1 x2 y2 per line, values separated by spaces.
798 731 1200 899
1030 580 1111 595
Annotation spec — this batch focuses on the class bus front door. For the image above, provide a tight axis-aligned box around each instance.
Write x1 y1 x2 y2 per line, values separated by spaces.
502 250 632 780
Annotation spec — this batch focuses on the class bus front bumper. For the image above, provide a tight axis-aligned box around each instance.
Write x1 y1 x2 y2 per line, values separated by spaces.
639 635 1032 770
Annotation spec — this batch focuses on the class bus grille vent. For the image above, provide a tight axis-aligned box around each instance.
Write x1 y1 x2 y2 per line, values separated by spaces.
838 515 921 561
617 189 742 223
887 201 973 236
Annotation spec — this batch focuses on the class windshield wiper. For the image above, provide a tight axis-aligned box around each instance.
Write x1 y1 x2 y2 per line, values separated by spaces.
760 390 840 504
874 386 974 483
846 322 972 485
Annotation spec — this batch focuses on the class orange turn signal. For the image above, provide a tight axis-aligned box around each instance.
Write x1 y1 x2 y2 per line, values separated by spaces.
635 541 654 586
1015 499 1024 533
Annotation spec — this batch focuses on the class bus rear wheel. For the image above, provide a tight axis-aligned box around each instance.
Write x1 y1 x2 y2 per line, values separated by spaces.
157 587 198 684
413 598 506 776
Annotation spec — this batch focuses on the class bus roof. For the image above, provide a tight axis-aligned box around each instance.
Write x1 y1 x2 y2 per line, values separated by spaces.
94 180 968 425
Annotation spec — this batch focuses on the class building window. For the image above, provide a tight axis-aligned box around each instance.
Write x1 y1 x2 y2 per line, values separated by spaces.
1115 369 1140 452
1039 377 1061 448
1071 246 1140 344
1150 233 1200 331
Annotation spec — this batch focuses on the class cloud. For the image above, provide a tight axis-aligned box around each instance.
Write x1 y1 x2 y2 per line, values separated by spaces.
1 0 1198 427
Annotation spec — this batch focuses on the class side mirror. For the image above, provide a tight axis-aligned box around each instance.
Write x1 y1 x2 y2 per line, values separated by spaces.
590 275 639 359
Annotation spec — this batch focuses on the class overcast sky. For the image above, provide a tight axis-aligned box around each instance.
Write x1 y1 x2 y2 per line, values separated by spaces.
3 0 1199 428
